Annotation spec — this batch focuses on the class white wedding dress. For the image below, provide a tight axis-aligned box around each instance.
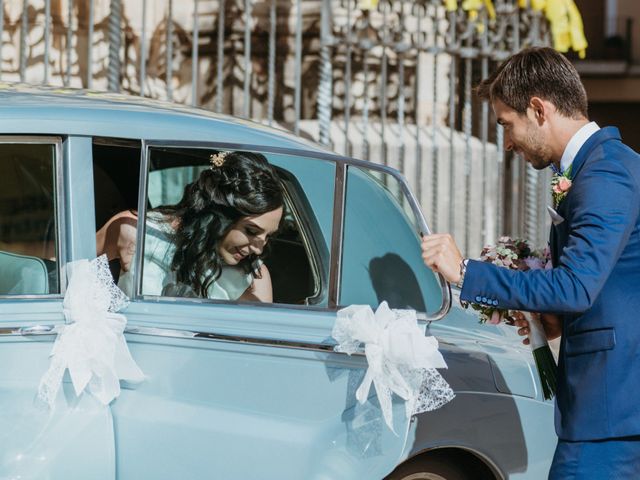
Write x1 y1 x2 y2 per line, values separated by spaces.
117 213 254 300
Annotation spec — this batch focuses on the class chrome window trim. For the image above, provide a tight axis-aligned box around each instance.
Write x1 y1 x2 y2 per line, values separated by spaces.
0 322 362 355
56 137 67 295
279 185 324 305
328 162 346 309
133 292 336 311
144 140 414 175
133 139 149 298
0 135 66 300
124 325 362 355
0 324 56 336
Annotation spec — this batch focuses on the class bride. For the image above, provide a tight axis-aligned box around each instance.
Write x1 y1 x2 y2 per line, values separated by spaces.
96 150 284 302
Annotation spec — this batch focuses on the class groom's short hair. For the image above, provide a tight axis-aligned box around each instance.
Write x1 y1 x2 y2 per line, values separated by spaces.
476 47 588 119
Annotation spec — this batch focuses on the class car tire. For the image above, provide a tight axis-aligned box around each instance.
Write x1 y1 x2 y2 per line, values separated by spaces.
386 454 478 480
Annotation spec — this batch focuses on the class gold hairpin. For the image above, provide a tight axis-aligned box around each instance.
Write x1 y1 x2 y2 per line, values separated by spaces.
209 151 229 168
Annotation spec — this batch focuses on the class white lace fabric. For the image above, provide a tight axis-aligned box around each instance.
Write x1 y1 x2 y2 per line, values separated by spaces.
38 255 145 407
333 302 454 432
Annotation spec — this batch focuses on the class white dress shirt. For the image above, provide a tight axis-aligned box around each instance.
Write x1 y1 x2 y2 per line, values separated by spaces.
560 121 600 174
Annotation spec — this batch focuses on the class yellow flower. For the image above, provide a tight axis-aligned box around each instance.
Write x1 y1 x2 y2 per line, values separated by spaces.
359 0 378 10
531 0 546 11
525 0 589 58
452 0 587 57
444 0 458 12
567 0 588 58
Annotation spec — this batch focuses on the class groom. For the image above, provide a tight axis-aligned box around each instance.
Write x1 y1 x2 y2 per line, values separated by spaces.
422 47 640 478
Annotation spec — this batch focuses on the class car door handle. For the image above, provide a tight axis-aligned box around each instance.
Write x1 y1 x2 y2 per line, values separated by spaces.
19 325 56 336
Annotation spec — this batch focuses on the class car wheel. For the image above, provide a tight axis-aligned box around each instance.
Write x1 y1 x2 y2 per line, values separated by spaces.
386 455 478 480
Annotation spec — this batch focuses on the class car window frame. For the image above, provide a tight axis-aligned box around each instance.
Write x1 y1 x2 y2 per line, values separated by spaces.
131 140 450 319
133 140 333 309
0 135 66 299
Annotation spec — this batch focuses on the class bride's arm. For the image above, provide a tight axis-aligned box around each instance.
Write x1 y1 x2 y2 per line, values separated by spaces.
239 263 273 303
96 211 138 273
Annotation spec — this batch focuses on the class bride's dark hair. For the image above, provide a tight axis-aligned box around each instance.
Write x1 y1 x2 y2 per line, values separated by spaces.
156 151 283 297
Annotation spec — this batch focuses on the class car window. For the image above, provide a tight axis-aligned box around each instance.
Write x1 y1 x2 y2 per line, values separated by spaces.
135 146 333 307
92 138 141 229
339 165 441 312
0 140 60 295
92 138 142 284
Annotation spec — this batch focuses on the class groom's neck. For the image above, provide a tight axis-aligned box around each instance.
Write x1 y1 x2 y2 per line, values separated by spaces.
549 116 591 167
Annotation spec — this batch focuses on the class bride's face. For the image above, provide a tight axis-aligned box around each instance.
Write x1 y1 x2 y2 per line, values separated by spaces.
218 207 283 266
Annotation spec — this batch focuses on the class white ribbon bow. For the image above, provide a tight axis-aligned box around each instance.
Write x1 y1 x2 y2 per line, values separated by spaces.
38 255 145 407
332 302 454 432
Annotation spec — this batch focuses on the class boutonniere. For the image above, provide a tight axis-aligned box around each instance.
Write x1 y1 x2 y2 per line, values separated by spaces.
551 167 572 208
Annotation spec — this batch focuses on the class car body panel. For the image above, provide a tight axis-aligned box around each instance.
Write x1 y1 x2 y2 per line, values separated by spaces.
431 290 542 400
114 321 411 480
0 303 115 479
0 85 323 152
405 392 555 479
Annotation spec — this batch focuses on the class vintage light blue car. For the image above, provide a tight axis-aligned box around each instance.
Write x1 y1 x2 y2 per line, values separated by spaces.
0 85 555 480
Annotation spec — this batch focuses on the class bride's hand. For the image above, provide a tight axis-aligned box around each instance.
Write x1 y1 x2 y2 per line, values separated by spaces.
513 312 562 345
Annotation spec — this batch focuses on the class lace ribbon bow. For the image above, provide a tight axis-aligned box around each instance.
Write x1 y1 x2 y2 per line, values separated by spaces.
332 302 454 432
38 255 145 407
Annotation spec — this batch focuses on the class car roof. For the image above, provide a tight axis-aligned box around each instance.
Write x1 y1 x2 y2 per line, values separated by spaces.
0 83 327 152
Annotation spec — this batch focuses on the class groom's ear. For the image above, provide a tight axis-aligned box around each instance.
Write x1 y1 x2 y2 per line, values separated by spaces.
529 96 549 125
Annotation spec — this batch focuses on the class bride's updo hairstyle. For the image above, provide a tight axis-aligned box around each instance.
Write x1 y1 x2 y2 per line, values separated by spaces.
157 150 283 298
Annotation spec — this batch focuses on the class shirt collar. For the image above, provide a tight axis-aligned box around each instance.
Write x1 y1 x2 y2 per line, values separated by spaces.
559 121 600 174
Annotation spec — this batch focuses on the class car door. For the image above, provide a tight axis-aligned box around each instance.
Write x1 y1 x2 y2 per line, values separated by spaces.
0 136 114 479
98 141 447 480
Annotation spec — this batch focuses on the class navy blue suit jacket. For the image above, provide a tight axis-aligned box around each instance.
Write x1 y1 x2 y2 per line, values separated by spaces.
461 127 640 441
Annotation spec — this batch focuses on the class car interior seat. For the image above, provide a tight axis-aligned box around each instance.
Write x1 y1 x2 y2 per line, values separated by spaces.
263 234 315 305
0 250 50 295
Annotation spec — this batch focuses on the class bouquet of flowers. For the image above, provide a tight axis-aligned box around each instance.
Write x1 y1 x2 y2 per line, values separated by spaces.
466 236 557 400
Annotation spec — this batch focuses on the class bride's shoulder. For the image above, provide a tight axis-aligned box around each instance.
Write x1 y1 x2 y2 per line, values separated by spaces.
97 211 138 251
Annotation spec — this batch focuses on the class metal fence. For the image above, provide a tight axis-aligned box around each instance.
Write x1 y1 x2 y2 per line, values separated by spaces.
0 0 554 256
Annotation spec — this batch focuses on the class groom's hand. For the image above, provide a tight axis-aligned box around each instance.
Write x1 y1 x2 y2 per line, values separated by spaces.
421 233 464 284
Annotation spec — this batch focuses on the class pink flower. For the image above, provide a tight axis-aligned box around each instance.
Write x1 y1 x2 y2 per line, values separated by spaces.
552 184 563 194
557 177 572 192
489 310 501 325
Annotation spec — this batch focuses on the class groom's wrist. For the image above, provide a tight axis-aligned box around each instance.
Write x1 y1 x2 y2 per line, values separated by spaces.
456 258 469 289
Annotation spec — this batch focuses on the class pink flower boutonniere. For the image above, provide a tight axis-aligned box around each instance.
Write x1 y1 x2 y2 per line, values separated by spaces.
551 168 572 208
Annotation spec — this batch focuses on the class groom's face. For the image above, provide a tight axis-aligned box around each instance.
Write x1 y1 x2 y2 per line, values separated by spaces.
493 99 553 170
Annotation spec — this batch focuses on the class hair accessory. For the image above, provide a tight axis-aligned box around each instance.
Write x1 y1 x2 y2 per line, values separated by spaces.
209 151 230 168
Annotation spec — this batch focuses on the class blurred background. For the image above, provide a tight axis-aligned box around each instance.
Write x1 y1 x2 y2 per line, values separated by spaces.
572 0 639 152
